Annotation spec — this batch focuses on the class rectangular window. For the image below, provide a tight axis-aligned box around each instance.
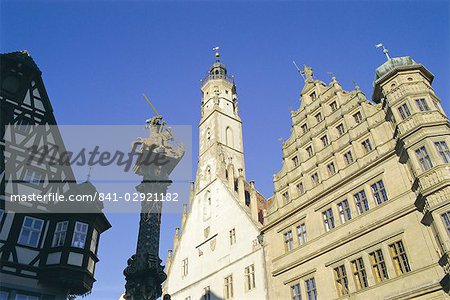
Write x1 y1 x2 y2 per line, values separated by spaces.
305 277 317 300
321 135 329 147
354 190 369 214
224 275 233 299
90 229 99 253
336 123 345 136
18 216 44 248
371 180 388 205
282 191 290 204
351 257 368 290
337 200 352 223
292 155 299 167
334 264 349 296
415 146 433 171
290 283 301 300
343 150 354 165
435 141 450 163
415 98 430 112
245 264 256 291
296 182 304 195
52 221 68 247
72 221 88 249
322 208 335 232
203 286 211 300
389 240 411 275
361 139 372 153
330 101 338 112
353 111 363 124
310 91 317 101
398 103 411 119
306 146 314 158
0 208 5 224
296 223 307 245
23 168 44 185
301 123 308 134
369 249 389 283
327 162 336 176
315 112 323 123
441 211 450 236
311 173 319 185
0 291 8 300
182 258 189 276
284 230 294 252
229 228 236 245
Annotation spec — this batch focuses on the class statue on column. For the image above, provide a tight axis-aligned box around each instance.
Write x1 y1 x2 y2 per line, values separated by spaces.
123 95 184 300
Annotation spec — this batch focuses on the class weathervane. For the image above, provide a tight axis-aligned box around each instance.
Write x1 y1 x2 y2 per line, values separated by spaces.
375 43 391 60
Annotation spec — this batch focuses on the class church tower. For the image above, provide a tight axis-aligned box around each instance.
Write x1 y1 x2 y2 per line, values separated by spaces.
164 50 268 300
196 48 245 192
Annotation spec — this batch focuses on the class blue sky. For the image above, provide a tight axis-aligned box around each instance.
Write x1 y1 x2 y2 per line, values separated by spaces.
1 1 449 299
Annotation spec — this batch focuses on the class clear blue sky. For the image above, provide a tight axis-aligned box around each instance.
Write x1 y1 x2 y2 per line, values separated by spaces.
1 1 449 299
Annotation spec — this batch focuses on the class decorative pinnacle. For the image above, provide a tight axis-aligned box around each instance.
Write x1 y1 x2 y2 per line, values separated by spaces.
375 43 391 60
213 46 220 61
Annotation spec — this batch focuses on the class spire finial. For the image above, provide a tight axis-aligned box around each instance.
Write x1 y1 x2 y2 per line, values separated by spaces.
213 46 220 61
375 43 391 60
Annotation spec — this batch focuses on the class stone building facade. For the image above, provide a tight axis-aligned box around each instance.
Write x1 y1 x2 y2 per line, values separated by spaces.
262 56 450 299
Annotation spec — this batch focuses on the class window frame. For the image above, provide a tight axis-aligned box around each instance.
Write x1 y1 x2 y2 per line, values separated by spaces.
322 208 335 232
18 216 44 248
435 141 450 163
51 220 68 247
371 180 388 205
415 145 433 171
351 257 368 290
296 223 307 246
354 190 369 215
334 264 349 296
337 199 352 224
389 240 411 275
71 221 89 249
369 249 389 283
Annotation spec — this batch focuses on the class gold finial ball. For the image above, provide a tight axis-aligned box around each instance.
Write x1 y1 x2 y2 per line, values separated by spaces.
215 52 220 58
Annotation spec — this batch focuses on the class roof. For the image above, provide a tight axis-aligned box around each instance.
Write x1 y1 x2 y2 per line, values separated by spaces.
0 50 41 73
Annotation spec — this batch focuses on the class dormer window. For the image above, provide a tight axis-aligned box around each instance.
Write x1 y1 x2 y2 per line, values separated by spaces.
292 156 299 167
315 112 323 123
301 123 308 134
306 146 314 158
330 101 338 112
353 111 363 124
310 91 317 101
282 191 290 204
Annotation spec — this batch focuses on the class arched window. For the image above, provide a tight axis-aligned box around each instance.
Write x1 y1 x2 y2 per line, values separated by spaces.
226 127 233 147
